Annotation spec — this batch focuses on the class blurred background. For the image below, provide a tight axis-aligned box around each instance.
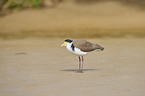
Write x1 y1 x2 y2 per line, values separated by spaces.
0 0 145 39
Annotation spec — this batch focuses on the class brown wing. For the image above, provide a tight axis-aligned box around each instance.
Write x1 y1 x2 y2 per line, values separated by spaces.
73 39 104 52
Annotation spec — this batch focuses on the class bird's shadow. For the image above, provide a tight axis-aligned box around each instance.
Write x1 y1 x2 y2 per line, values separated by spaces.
60 69 97 72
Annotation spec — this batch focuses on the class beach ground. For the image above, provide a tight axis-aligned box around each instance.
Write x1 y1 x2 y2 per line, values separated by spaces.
0 37 145 96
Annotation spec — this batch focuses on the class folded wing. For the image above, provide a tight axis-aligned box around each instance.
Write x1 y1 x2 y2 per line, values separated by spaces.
73 40 104 52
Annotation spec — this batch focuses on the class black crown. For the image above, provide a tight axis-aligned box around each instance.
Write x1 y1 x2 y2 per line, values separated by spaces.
65 39 73 43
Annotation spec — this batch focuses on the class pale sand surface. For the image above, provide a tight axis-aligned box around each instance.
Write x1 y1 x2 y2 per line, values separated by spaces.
0 37 145 96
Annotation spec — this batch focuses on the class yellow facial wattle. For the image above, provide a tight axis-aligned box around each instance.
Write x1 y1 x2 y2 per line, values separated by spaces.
61 42 67 47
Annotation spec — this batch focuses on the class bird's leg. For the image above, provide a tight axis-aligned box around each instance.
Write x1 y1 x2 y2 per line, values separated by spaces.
81 56 84 73
78 56 81 72
77 56 83 73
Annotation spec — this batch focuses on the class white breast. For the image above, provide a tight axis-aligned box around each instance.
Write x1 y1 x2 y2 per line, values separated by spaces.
66 42 88 56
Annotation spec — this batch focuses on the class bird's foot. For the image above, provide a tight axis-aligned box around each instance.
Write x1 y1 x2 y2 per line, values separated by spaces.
76 70 83 73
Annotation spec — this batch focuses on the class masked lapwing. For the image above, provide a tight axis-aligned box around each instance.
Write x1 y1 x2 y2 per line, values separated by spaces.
61 39 104 73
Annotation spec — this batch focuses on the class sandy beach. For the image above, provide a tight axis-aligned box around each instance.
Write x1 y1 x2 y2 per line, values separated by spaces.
0 37 145 96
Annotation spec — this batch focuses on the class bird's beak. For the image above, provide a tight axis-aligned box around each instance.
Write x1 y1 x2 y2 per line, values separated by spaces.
61 42 67 47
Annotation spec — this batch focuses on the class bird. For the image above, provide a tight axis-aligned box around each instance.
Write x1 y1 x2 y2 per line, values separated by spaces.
61 39 104 73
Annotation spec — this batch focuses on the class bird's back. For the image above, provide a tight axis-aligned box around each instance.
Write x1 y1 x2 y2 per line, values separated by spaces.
73 39 104 52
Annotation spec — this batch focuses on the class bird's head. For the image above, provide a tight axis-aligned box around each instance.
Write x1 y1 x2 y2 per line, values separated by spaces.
61 39 73 47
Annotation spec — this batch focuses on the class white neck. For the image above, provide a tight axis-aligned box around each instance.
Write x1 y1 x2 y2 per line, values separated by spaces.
66 42 73 52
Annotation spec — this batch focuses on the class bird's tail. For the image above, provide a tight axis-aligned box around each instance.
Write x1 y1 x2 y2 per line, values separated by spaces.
97 44 104 51
94 47 104 52
100 47 104 51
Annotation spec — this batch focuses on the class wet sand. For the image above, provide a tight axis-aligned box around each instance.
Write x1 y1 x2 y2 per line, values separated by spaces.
0 38 145 96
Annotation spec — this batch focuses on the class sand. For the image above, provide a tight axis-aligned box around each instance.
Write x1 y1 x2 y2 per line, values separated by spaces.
0 37 145 96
